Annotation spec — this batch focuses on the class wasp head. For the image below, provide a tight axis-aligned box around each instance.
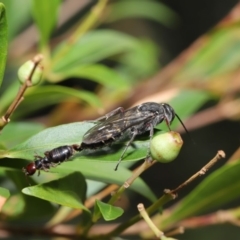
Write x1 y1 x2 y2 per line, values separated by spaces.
161 103 175 125
22 162 37 176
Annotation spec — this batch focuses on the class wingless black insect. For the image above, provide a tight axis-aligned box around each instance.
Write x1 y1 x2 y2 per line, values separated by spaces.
23 102 189 175
23 145 79 176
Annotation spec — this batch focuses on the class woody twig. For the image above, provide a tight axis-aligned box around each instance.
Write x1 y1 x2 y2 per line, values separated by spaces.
0 54 43 130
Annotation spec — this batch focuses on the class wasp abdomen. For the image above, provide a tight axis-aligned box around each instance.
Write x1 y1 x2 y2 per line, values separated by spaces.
46 145 74 164
23 145 77 176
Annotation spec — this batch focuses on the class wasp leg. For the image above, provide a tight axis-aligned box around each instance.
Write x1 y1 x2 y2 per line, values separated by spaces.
42 164 50 172
44 151 50 157
114 128 138 171
96 107 125 121
146 123 154 158
49 162 59 167
34 155 43 160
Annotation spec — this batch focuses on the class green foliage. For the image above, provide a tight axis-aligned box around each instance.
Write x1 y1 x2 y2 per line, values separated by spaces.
161 160 240 229
0 121 44 148
31 0 61 47
107 0 179 27
0 3 7 87
23 172 89 210
51 30 139 73
0 0 239 239
2 121 156 202
0 0 31 40
0 186 10 199
95 199 124 221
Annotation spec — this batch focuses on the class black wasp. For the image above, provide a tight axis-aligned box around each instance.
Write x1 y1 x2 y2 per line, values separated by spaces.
23 145 79 176
79 102 189 170
23 102 189 175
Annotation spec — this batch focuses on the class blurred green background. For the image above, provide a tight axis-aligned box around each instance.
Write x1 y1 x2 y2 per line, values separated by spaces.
0 0 240 239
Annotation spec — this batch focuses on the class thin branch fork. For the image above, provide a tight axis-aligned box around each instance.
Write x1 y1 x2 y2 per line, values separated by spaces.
0 54 43 130
170 150 225 194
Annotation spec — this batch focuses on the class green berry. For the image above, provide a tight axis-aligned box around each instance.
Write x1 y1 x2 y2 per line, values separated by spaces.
18 60 43 86
150 131 183 163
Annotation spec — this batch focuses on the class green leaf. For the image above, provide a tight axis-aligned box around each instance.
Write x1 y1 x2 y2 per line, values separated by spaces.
57 64 130 90
4 122 156 202
95 199 124 221
117 39 160 80
1 0 31 40
5 120 152 164
22 172 89 211
4 170 56 220
107 0 178 27
31 0 61 47
0 3 8 87
0 122 44 149
172 28 240 83
5 122 153 162
0 187 10 199
156 90 210 131
52 30 138 72
170 90 210 117
56 160 157 202
12 86 101 118
161 160 240 229
0 81 19 115
4 122 95 159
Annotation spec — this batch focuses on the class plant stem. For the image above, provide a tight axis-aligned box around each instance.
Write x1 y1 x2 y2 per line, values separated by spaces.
85 158 156 236
170 150 225 194
0 54 43 130
103 191 175 238
138 203 164 239
104 150 225 238
52 0 108 66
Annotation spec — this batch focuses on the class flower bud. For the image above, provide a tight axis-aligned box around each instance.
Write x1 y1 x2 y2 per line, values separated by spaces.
18 60 43 86
150 131 183 163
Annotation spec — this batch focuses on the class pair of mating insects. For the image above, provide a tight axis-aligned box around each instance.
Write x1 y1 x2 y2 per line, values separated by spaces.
23 102 189 176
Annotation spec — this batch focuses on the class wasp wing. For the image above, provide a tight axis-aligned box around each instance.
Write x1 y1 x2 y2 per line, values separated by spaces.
82 106 156 144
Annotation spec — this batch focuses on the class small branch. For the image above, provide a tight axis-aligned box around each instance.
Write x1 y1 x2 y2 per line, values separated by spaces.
166 227 184 237
170 150 225 194
107 158 156 210
179 208 240 228
47 159 156 228
104 190 175 239
125 157 156 188
138 203 170 239
105 150 226 238
86 158 156 235
0 54 43 130
52 0 108 66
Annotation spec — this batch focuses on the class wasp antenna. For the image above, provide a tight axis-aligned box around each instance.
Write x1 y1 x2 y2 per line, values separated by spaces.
175 113 195 144
175 113 189 134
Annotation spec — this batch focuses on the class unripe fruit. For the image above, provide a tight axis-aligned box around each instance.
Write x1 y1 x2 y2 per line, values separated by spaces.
150 131 183 163
18 60 43 85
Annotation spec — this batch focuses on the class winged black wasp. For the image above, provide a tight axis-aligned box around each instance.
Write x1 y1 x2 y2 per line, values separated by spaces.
23 102 189 175
79 102 189 170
